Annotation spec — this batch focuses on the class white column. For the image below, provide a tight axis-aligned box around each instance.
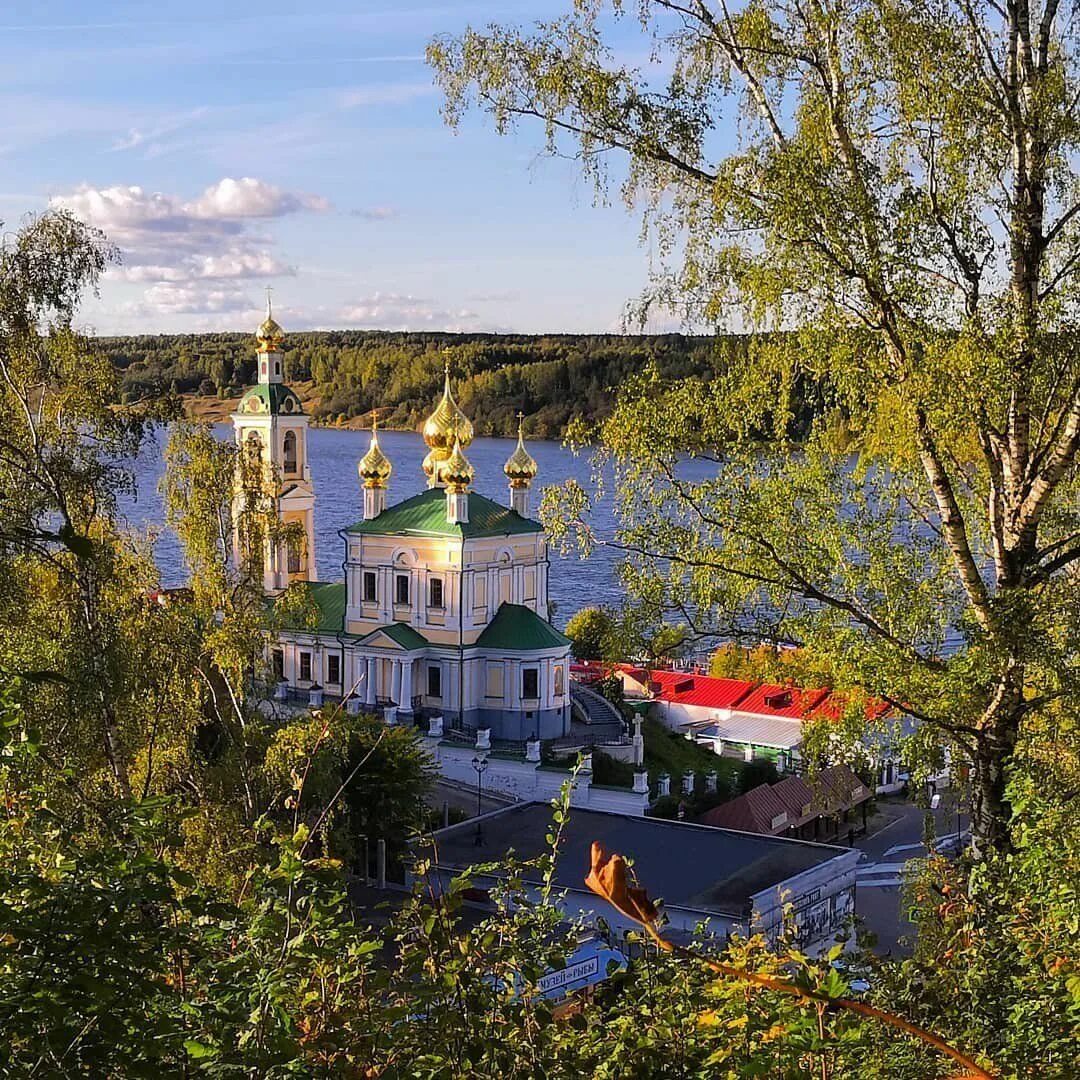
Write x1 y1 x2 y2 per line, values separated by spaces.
365 656 377 705
363 486 386 520
391 659 402 706
399 660 413 715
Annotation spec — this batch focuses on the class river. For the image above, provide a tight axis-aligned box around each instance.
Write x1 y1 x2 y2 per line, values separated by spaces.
120 424 718 628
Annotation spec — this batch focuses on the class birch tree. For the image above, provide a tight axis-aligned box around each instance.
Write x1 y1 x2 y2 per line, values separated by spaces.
430 0 1080 856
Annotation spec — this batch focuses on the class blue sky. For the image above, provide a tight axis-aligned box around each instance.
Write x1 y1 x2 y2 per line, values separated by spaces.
0 1 676 336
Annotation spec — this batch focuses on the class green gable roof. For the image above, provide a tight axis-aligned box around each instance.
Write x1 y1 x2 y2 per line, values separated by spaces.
347 488 542 540
475 603 570 652
236 383 305 417
276 581 345 634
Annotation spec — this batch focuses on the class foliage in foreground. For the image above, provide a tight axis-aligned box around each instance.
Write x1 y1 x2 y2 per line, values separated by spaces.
0 709 1011 1080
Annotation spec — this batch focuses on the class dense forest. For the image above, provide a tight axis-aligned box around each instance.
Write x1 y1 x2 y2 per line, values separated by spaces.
101 330 780 438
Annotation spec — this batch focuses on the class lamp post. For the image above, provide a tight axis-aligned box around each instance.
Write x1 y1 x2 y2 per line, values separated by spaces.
472 754 489 847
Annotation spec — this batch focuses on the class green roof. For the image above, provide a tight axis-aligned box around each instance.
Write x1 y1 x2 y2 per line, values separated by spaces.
357 622 429 650
347 488 542 540
276 581 346 634
475 603 570 652
236 383 305 416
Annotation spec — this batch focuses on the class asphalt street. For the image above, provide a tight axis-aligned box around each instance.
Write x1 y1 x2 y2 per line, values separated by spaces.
853 795 969 956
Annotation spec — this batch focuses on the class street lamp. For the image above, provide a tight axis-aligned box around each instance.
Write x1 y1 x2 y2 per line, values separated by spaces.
472 754 489 847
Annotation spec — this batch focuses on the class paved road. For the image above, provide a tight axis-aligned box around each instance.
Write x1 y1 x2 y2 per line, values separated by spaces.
427 778 514 824
853 795 968 956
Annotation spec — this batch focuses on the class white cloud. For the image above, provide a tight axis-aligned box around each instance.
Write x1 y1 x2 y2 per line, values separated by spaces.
130 283 254 316
116 251 294 284
338 292 483 332
108 107 209 154
186 176 330 218
51 176 324 317
467 290 521 303
338 82 434 108
352 205 398 221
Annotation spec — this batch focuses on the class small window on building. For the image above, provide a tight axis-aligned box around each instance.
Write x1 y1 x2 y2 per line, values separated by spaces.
522 667 539 700
395 573 410 605
272 649 284 681
427 664 442 699
363 571 377 603
553 665 564 696
275 360 281 377
486 661 504 699
299 652 312 682
283 430 298 474
429 577 444 609
327 653 341 685
288 542 301 575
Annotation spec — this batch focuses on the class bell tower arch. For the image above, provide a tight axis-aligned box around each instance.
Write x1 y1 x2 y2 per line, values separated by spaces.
230 296 317 592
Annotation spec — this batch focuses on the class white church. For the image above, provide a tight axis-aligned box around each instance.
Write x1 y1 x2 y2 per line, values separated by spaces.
232 305 573 742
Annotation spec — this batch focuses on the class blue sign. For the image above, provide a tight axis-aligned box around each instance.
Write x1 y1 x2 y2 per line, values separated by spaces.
536 938 627 1000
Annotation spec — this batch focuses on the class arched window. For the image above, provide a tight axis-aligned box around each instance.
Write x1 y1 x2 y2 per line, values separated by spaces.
288 543 302 575
245 430 263 463
283 430 298 475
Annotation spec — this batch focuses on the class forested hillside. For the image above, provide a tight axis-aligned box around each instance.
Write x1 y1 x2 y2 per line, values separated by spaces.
101 330 771 437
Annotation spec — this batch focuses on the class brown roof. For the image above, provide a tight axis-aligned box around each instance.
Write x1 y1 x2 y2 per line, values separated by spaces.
772 775 819 828
702 766 872 836
817 765 871 807
700 784 790 836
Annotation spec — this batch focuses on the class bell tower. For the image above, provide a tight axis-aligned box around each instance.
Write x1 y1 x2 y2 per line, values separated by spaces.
231 295 318 592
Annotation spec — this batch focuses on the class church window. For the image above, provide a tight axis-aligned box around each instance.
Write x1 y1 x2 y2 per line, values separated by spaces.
363 571 377 603
522 667 539 700
554 665 564 696
245 431 262 462
288 541 302 575
427 664 442 699
275 360 281 377
485 661 504 699
272 649 284 681
283 431 298 475
299 652 312 682
395 574 410 605
327 653 341 685
428 577 444 609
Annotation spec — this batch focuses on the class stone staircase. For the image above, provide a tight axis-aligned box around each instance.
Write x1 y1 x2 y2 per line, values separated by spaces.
569 681 626 744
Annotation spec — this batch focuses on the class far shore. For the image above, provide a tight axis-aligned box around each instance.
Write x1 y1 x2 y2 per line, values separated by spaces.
178 384 561 441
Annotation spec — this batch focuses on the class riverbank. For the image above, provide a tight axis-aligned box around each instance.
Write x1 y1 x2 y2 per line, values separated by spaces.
179 382 389 430
177 385 564 438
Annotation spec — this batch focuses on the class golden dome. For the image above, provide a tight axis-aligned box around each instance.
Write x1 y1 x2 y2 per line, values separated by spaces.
442 436 474 493
358 420 392 489
504 413 538 488
255 295 285 352
422 358 474 454
421 447 443 485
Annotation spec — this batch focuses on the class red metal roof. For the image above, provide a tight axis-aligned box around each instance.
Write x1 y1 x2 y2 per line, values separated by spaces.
808 693 892 723
638 669 758 710
732 682 830 720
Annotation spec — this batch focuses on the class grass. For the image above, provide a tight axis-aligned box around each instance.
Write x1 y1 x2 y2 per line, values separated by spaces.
590 718 745 798
642 718 741 790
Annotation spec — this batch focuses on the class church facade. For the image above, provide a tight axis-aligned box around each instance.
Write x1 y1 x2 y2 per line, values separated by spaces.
238 308 572 742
